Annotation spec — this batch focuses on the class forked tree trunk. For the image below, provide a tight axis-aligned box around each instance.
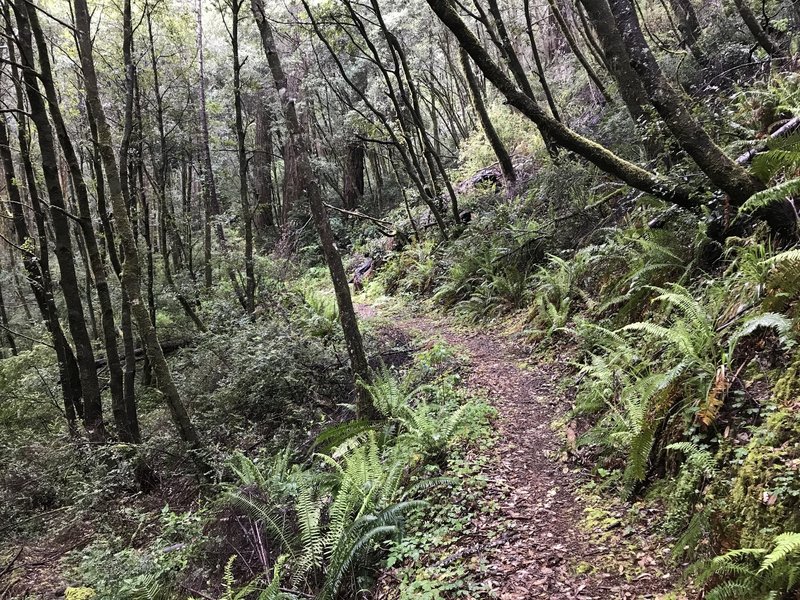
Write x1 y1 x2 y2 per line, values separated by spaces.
606 0 763 204
29 5 130 442
460 47 516 183
15 0 105 442
732 0 785 58
423 0 697 210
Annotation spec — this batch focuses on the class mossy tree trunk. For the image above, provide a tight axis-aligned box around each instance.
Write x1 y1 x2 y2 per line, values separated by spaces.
606 0 764 204
73 0 210 473
731 0 785 58
423 0 698 211
15 0 106 442
460 47 516 183
252 0 374 418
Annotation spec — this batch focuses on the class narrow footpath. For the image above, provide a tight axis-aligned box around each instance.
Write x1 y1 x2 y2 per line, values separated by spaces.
370 310 684 600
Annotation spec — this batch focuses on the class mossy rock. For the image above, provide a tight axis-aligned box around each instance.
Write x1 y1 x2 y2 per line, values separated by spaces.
65 588 96 600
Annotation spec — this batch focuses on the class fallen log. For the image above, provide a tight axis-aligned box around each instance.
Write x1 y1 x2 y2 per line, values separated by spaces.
736 116 800 165
94 338 192 370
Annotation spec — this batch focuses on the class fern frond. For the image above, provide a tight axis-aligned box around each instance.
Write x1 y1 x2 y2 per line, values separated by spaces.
314 420 374 454
227 492 295 554
705 580 759 600
739 177 800 213
760 532 800 572
729 312 795 354
766 249 800 266
320 525 398 600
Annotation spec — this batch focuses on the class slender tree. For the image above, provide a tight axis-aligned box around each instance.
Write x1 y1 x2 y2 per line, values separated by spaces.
72 0 209 471
14 0 105 441
252 0 374 417
732 0 786 58
226 0 256 314
28 4 130 441
423 0 697 210
460 48 516 183
605 0 764 204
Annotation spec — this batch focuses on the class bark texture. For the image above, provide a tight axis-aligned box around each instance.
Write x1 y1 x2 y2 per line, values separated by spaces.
424 0 697 210
460 47 516 183
253 0 374 418
73 0 209 471
15 0 105 441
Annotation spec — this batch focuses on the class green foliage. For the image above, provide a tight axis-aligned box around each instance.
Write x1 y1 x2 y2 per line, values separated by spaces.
379 240 438 296
664 443 717 534
65 588 96 600
701 532 800 599
73 506 207 600
434 243 532 323
739 177 800 214
527 253 589 337
222 364 491 600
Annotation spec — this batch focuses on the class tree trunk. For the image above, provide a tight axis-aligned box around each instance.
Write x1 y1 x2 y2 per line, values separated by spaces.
667 0 703 59
15 0 105 442
524 0 561 122
229 0 256 314
607 0 763 204
197 0 218 288
460 48 516 183
252 0 374 418
29 4 129 442
343 141 366 210
0 278 17 357
423 0 697 210
732 0 785 58
577 0 652 125
0 18 83 430
546 0 613 103
253 95 275 237
73 0 209 473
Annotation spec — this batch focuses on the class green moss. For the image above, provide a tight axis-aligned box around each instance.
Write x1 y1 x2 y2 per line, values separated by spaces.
728 408 800 547
65 588 96 600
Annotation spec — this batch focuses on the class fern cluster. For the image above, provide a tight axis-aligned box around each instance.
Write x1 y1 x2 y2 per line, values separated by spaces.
698 532 800 599
222 365 487 599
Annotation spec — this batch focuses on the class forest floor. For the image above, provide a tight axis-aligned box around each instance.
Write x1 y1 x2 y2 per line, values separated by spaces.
362 302 688 600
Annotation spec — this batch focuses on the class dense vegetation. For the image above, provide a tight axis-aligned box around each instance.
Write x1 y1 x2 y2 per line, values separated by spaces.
1 0 800 597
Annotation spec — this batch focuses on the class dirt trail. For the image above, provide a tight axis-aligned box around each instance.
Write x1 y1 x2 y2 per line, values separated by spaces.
376 312 681 600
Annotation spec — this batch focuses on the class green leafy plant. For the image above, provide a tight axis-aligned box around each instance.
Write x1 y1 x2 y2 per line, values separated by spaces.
700 532 800 599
